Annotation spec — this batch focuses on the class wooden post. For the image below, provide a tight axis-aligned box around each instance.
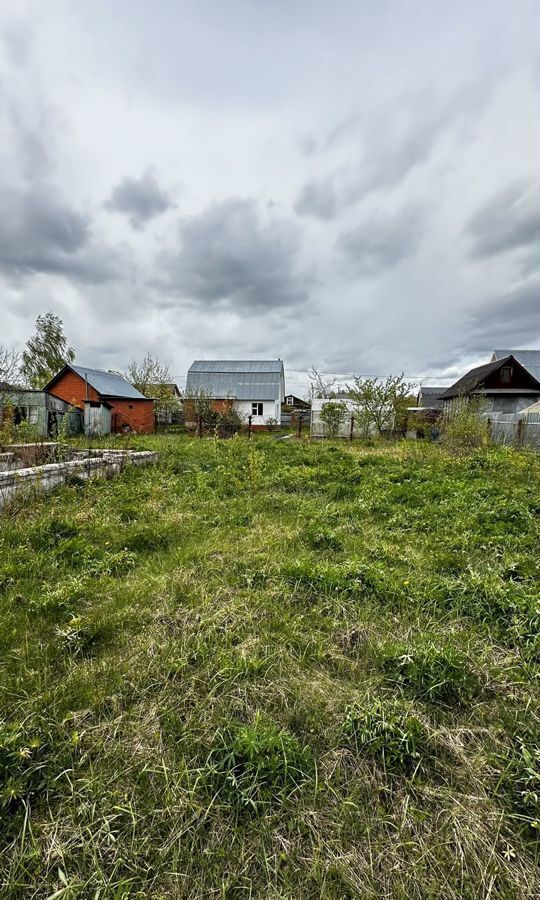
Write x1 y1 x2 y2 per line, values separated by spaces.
298 415 302 438
248 415 252 439
486 417 492 443
350 414 354 441
198 415 203 438
517 418 524 448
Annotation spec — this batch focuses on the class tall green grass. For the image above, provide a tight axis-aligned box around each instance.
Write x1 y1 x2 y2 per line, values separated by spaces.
1 434 539 897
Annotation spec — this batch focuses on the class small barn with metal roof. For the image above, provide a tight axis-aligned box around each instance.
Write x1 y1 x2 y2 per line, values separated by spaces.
186 360 285 426
44 364 156 434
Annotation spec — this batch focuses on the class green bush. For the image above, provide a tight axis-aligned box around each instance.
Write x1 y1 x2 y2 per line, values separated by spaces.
342 699 425 772
380 639 481 704
303 524 343 551
441 398 489 455
205 714 313 812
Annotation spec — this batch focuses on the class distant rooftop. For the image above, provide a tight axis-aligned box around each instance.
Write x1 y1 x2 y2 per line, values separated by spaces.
417 386 450 409
189 360 283 374
46 364 149 400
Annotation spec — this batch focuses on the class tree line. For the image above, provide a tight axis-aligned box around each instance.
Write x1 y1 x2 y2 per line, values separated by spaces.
0 312 180 420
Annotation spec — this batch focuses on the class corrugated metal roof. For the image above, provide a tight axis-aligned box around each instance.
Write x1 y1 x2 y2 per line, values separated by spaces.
71 365 148 399
492 350 540 381
186 372 281 401
189 360 283 374
186 360 284 401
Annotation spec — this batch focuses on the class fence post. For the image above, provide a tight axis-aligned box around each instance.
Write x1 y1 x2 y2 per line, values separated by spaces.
298 415 303 438
517 418 524 448
350 414 354 442
248 415 252 439
198 415 203 439
486 417 492 443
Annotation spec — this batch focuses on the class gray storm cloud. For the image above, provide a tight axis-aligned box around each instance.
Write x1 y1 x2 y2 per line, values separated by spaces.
160 198 309 313
295 81 496 221
463 275 540 351
0 0 538 378
336 207 425 274
105 171 174 229
466 181 540 260
0 189 117 284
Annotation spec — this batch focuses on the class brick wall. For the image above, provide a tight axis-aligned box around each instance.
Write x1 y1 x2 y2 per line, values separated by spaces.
110 399 155 434
48 371 99 408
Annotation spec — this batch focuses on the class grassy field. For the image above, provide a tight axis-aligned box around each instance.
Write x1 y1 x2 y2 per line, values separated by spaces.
1 434 540 898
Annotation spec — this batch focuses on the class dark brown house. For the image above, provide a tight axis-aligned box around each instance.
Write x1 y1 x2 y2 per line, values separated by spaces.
439 355 540 414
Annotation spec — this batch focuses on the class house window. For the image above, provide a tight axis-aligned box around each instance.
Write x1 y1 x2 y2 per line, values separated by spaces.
500 366 512 383
252 402 263 416
286 396 293 405
128 404 134 409
28 406 38 425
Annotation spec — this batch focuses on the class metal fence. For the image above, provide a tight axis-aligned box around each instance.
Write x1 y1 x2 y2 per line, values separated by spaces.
488 413 540 450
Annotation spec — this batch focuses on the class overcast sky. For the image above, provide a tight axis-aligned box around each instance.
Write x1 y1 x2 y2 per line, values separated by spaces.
0 0 538 394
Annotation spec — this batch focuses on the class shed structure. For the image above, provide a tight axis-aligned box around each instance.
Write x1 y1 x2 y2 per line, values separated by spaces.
0 386 82 437
44 365 155 434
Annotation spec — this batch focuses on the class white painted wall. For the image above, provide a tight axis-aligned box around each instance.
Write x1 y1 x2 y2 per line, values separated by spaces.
233 400 281 426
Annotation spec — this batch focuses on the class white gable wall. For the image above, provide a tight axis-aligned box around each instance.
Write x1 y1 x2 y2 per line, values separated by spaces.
233 400 281 425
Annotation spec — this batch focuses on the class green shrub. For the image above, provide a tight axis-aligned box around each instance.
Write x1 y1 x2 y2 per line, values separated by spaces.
205 714 313 812
304 524 343 551
282 559 393 601
380 639 481 704
55 617 105 656
342 699 425 772
493 733 540 832
0 720 47 814
441 398 489 455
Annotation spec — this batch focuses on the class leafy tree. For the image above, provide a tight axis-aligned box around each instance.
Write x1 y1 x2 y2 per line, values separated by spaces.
320 400 348 438
21 313 75 388
346 374 412 436
126 352 180 421
307 367 341 400
0 346 23 432
0 346 22 388
183 388 216 429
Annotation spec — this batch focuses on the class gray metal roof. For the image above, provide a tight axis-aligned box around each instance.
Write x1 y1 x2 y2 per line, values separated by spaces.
189 360 283 374
492 350 540 381
186 360 284 401
70 365 148 399
417 386 450 409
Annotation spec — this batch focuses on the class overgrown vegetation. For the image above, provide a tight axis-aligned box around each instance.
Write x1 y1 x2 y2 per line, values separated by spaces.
441 397 491 455
319 400 348 437
1 435 539 897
